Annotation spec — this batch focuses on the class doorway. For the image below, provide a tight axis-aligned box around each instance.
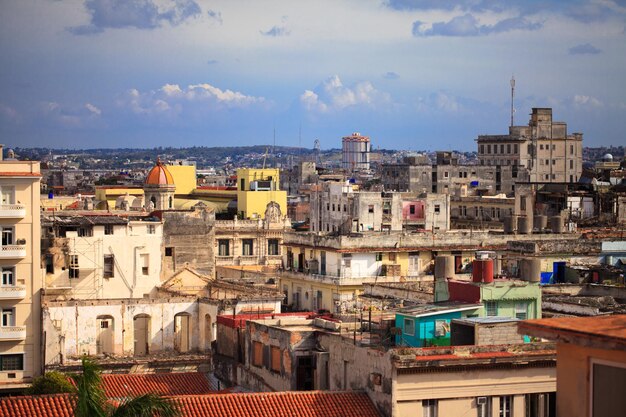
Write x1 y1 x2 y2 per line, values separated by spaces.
133 314 150 356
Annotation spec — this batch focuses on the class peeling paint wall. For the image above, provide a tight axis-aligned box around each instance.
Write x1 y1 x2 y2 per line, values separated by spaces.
42 298 220 366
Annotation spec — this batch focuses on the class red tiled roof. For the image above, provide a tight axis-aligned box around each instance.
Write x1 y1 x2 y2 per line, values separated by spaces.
101 372 214 398
175 391 381 417
0 394 74 417
0 391 381 417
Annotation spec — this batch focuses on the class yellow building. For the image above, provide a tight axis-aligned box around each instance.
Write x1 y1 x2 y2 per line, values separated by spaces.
519 315 626 417
0 155 42 391
236 168 287 220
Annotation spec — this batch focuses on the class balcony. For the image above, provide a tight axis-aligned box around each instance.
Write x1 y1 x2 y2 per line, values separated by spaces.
0 286 26 300
281 269 406 286
0 326 26 341
0 245 26 259
0 204 26 218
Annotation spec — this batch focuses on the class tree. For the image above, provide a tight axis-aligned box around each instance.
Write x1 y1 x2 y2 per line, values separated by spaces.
73 357 180 417
27 371 76 395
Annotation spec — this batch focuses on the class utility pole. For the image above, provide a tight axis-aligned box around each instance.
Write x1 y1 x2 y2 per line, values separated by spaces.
510 75 516 127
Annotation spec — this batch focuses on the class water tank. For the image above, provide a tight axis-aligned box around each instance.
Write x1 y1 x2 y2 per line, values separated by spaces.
517 216 532 234
550 215 563 233
472 259 494 283
534 215 547 231
503 215 518 234
435 255 455 280
519 258 541 282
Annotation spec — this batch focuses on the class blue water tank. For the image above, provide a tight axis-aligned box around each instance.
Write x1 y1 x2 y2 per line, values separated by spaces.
48 192 54 199
470 181 479 187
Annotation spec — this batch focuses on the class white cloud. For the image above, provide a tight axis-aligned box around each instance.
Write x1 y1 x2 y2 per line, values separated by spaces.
299 75 391 113
416 92 464 113
573 94 603 107
0 103 20 123
118 82 268 116
85 103 102 115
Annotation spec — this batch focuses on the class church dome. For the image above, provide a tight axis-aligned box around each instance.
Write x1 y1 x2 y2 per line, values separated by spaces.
145 158 174 186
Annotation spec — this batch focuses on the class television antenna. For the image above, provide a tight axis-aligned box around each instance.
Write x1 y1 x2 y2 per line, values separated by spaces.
510 75 516 127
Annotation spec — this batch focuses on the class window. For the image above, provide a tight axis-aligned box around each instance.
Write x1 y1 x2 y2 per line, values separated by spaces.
500 144 504 154
69 255 79 278
514 144 518 154
499 396 512 417
240 178 245 190
525 393 555 417
104 225 114 235
332 204 335 211
570 160 574 169
343 204 347 212
78 227 92 237
477 397 492 417
480 145 484 154
552 144 555 150
570 144 574 154
368 205 374 213
165 247 173 257
147 224 156 234
545 159 549 165
507 144 511 154
540 144 544 150
242 239 254 256
410 205 415 215
423 399 437 417
388 252 397 262
326 203 330 211
140 254 149 275
0 186 15 205
552 159 556 165
435 319 449 337
218 239 230 256
434 205 440 214
2 309 14 326
1 227 14 245
404 318 415 336
1 267 14 286
270 346 281 372
46 254 54 274
253 341 263 367
444 171 449 178
103 255 114 278
515 303 527 320
485 301 497 316
376 252 383 261
487 145 491 154
268 239 279 256
0 354 23 371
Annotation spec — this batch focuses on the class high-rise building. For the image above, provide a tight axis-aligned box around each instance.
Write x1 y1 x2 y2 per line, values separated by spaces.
0 147 41 391
477 108 583 183
342 132 370 172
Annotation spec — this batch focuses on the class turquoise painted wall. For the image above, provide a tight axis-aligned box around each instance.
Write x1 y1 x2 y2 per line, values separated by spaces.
395 309 479 347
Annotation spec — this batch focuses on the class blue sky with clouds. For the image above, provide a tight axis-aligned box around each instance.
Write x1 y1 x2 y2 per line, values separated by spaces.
1 0 625 150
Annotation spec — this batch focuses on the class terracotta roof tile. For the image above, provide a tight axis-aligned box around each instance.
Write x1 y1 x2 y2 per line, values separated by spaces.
0 391 381 417
101 372 215 398
0 394 74 417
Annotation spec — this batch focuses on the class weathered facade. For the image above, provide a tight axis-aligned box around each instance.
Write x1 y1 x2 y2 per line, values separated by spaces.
477 108 583 183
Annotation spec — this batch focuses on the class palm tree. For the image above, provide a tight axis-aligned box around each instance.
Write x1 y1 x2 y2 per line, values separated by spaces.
73 357 180 417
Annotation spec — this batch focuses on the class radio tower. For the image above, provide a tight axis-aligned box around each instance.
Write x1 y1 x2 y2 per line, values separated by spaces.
510 75 516 127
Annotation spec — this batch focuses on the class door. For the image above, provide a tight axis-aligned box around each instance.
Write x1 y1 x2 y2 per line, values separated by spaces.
204 314 212 352
96 316 114 354
409 254 420 276
175 313 190 353
133 315 150 356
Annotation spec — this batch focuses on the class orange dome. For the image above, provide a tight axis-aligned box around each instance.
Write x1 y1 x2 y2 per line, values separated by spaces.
145 158 174 185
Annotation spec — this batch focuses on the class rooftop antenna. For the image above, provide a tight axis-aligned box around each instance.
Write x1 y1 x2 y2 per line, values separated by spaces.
272 126 276 168
510 75 516 127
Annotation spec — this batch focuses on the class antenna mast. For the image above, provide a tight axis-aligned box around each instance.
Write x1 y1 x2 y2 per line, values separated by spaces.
510 75 515 127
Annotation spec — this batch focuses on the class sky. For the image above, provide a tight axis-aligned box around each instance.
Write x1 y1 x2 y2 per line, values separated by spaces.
1 0 625 151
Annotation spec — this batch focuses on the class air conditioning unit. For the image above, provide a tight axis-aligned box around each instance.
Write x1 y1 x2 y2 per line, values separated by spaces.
16 238 26 245
476 397 487 405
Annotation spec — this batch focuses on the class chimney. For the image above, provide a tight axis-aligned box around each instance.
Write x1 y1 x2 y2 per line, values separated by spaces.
0 144 4 161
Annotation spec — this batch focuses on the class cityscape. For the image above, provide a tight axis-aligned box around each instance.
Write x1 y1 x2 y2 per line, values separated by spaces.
1 1 626 417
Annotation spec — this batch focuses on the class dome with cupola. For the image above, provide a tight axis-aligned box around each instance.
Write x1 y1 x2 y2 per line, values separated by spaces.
145 157 174 186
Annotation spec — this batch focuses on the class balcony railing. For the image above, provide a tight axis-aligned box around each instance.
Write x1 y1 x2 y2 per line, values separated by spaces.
281 269 405 286
0 285 26 300
0 245 26 259
0 204 26 218
0 326 27 341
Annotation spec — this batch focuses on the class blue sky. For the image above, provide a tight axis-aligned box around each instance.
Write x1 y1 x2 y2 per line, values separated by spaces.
1 0 625 150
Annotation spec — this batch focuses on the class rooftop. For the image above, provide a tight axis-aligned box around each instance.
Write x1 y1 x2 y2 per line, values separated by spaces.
518 315 626 350
99 372 216 398
0 391 381 417
397 302 482 318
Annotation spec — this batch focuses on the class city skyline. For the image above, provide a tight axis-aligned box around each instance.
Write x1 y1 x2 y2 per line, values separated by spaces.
1 0 625 150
